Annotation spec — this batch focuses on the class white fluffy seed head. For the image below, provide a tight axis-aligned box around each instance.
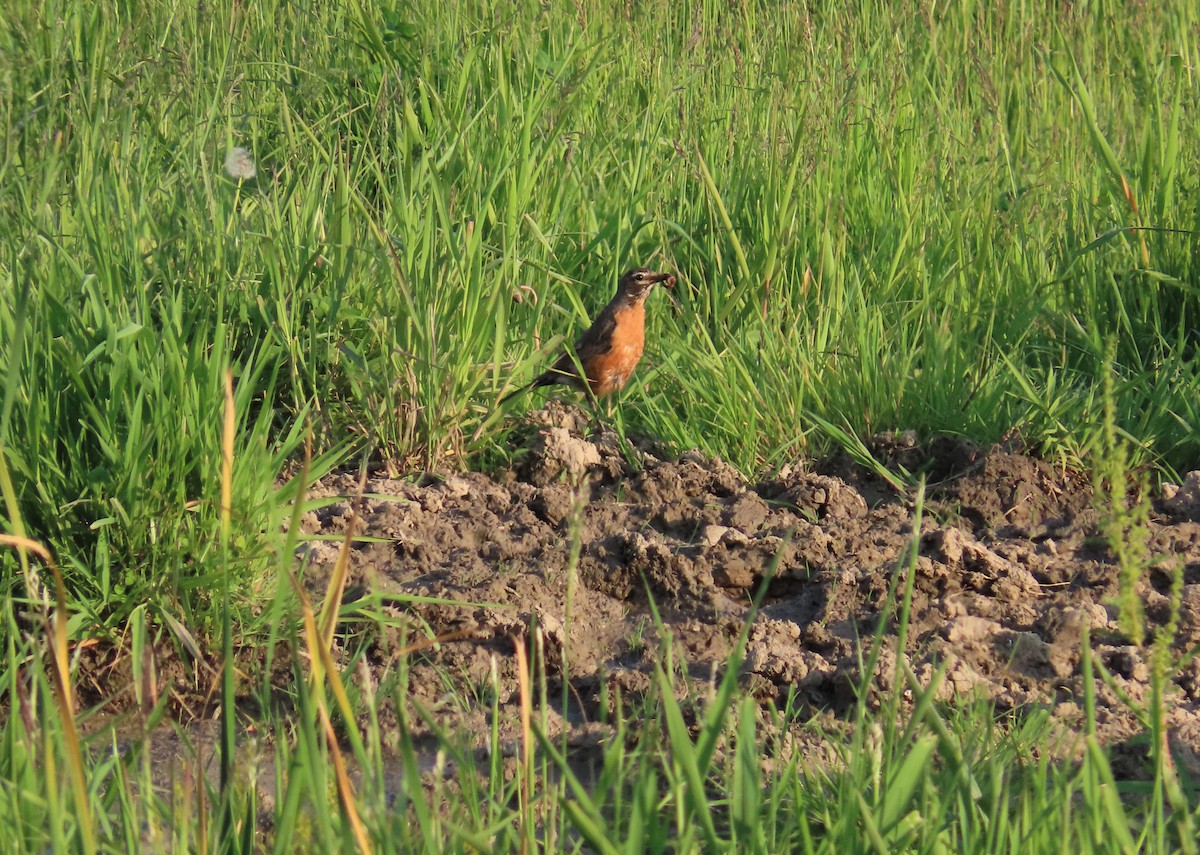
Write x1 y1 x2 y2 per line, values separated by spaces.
224 146 257 181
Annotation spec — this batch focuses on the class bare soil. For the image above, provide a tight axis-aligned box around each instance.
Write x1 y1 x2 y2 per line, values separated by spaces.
298 403 1200 778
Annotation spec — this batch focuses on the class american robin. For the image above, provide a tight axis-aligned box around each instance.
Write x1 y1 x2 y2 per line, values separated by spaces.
501 267 676 404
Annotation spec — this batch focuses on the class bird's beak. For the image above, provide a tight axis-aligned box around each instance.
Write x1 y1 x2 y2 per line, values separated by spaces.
650 272 676 288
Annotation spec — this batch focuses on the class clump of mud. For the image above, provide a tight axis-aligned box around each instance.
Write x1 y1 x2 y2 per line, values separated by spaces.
299 402 1200 775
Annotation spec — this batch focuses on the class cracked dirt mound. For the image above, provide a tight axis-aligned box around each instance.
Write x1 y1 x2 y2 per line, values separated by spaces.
300 403 1200 774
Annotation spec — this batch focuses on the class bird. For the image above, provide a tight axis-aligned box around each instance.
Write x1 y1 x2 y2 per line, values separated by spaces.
501 267 676 405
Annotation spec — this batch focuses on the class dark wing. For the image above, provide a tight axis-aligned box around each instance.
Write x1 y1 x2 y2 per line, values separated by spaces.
533 307 617 389
571 306 617 360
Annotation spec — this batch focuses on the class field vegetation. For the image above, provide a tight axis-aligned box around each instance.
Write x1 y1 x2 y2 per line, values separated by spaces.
1 0 1198 850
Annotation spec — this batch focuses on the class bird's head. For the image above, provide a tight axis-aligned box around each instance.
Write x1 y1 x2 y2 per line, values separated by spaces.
617 268 675 302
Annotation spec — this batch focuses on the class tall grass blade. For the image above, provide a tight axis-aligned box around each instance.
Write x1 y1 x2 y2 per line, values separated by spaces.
0 535 97 854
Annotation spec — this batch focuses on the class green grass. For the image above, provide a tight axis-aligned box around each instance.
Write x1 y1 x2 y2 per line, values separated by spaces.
3 0 1199 600
1 0 1199 851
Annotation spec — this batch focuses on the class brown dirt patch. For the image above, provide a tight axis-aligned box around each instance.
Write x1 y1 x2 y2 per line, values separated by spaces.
298 403 1200 776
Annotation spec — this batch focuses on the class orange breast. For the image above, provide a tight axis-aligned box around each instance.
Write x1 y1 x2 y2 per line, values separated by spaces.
584 303 645 396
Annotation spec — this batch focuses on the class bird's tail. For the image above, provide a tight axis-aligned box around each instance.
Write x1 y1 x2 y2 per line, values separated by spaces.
500 369 555 405
499 384 529 405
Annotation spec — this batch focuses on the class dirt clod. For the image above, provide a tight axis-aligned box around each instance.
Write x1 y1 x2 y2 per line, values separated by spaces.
1162 471 1200 521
